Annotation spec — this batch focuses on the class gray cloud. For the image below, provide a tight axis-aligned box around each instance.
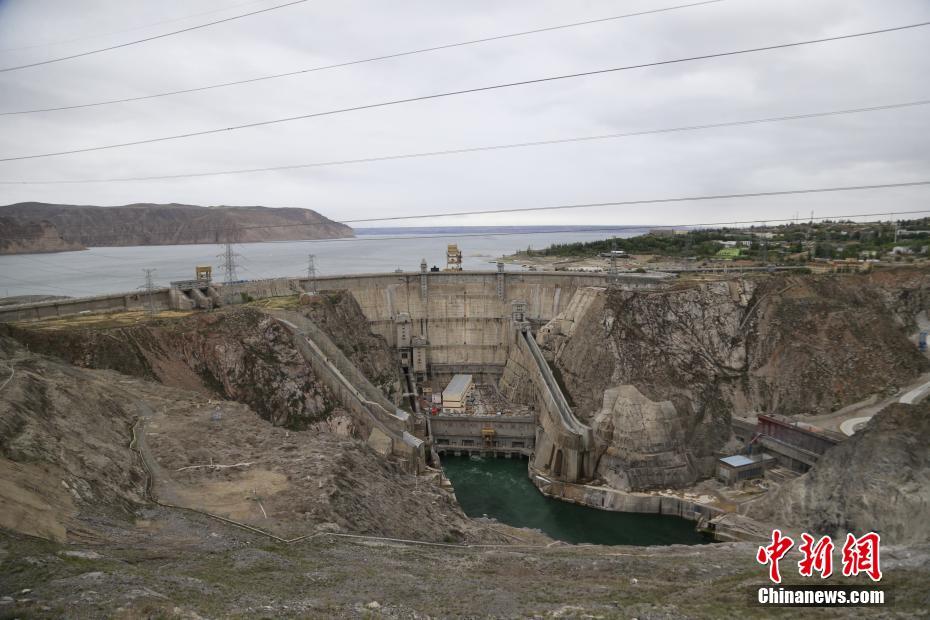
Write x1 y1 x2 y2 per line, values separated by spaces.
0 0 927 227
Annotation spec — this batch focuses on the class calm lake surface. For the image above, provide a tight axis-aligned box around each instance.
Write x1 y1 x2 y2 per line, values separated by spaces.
0 226 643 298
441 455 709 546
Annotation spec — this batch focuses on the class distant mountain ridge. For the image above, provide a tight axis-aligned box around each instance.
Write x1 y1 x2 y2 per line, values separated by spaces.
0 202 353 254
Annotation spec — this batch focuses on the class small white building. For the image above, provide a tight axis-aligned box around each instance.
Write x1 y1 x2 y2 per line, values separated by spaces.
442 374 474 413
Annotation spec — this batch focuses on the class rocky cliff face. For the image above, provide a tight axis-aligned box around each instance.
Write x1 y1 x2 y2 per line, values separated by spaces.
748 401 930 544
544 270 930 489
0 216 86 254
0 202 353 253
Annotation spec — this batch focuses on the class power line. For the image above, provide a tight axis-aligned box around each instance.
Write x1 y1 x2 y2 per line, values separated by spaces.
267 209 930 244
2 98 926 184
3 20 927 162
0 0 310 73
0 179 927 244
339 180 930 224
0 0 726 116
0 0 281 54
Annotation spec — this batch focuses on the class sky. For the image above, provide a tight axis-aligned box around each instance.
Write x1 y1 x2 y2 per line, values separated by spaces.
0 0 927 228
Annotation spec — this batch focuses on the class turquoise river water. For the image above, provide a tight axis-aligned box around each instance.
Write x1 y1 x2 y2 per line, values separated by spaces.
441 455 709 546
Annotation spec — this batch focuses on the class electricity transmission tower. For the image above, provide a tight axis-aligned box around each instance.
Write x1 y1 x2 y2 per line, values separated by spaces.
217 235 242 284
306 254 317 292
141 269 157 316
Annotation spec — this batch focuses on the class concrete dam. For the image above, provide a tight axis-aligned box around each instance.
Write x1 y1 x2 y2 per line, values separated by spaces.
300 267 664 483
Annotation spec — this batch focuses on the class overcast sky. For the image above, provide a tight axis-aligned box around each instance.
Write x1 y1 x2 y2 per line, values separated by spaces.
0 0 927 228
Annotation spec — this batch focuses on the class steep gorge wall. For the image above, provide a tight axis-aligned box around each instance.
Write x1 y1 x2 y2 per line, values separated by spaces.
547 271 930 486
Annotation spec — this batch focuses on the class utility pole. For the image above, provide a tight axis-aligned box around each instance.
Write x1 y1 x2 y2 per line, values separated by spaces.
306 254 317 292
141 269 157 317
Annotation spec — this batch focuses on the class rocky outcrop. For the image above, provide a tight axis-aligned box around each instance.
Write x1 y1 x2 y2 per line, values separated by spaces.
0 216 86 254
0 202 353 252
593 386 696 491
748 401 930 544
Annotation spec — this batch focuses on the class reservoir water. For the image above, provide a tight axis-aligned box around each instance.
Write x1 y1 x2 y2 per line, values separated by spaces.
0 226 643 299
442 455 709 546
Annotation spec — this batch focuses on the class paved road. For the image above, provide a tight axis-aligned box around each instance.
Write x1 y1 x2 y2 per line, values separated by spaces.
801 370 930 436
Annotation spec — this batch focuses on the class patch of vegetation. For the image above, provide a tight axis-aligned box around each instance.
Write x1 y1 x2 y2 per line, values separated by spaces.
522 218 930 262
528 231 725 258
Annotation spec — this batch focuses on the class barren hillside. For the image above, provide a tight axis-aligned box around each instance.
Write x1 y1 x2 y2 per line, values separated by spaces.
0 202 353 253
0 216 85 255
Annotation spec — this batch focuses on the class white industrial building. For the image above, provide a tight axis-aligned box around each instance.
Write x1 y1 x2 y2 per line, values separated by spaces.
442 374 474 413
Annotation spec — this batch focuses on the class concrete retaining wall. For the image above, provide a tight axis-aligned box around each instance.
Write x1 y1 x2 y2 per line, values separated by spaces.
429 414 535 453
0 278 298 323
0 289 172 322
531 473 723 523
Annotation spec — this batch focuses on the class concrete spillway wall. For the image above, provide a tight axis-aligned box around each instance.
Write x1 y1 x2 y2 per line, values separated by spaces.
269 310 424 473
502 323 594 483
